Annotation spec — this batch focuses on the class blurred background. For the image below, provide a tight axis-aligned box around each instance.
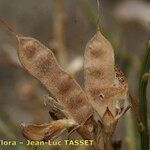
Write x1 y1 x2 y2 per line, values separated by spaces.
0 0 149 149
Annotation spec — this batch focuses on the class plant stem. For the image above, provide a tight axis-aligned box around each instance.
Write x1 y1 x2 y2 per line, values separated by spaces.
139 40 150 150
77 0 97 29
51 0 67 67
125 110 140 150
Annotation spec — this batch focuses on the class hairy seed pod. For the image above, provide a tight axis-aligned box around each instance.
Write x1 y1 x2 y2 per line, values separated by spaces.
84 30 115 118
84 30 130 120
84 30 115 87
17 36 93 125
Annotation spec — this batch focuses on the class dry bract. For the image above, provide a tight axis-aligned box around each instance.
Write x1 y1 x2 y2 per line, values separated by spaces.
21 119 77 141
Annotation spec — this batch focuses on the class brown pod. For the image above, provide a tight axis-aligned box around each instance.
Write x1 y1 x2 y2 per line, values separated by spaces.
17 36 93 124
84 30 115 118
84 30 129 120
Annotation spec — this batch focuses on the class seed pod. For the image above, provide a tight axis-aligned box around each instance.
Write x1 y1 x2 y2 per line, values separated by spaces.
17 36 93 125
84 30 130 121
84 30 115 118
